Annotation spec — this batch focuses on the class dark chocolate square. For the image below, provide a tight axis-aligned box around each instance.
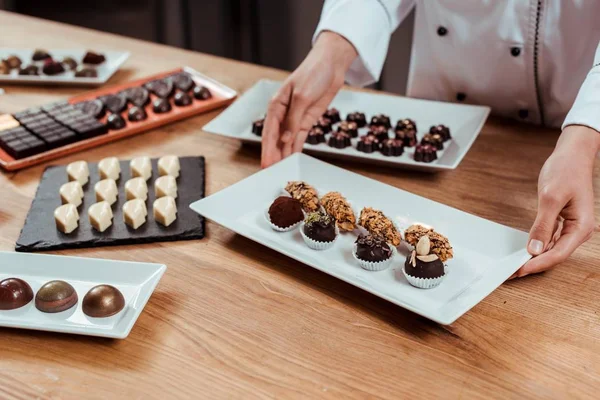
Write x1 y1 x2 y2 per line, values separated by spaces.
16 156 206 252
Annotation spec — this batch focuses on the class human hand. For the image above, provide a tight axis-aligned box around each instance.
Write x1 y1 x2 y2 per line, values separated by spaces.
515 125 599 278
261 31 357 168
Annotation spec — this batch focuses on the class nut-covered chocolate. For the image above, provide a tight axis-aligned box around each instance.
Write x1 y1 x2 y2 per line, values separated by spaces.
316 116 332 134
355 234 393 262
366 125 389 142
357 134 380 153
82 284 125 318
430 124 451 141
369 114 391 129
323 108 341 124
404 224 453 262
306 126 326 145
321 191 355 231
268 196 304 229
358 207 402 246
405 251 445 279
0 278 34 310
395 118 417 132
414 144 438 163
285 181 319 212
421 133 444 150
327 131 351 149
395 128 418 147
35 280 78 313
303 211 337 242
337 121 359 138
346 111 367 128
380 138 404 156
252 118 264 136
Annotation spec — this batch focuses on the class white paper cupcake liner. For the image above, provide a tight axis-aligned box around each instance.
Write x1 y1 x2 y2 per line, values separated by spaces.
352 243 396 271
264 208 302 232
299 223 339 250
402 265 447 289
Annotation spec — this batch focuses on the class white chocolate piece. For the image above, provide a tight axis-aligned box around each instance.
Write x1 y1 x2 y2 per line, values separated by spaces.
158 155 180 178
98 157 121 181
124 177 148 201
54 204 79 234
123 199 148 229
88 201 113 232
59 181 84 207
153 196 177 227
66 161 89 186
130 156 152 181
154 175 178 199
94 179 118 205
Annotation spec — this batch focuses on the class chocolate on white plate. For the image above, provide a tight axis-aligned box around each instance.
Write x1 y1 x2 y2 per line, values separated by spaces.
154 175 177 199
88 201 113 232
66 160 89 186
98 157 121 181
54 203 79 234
59 181 84 207
124 177 148 201
94 179 118 205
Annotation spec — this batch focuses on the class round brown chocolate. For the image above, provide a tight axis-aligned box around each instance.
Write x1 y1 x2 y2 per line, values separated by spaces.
303 212 336 242
404 253 444 279
82 285 125 318
174 91 192 107
42 60 65 76
107 113 126 130
128 106 148 122
82 51 106 65
193 85 212 100
152 98 172 114
19 65 39 76
5 55 22 69
268 196 304 228
0 278 34 310
35 280 78 313
61 56 78 70
74 66 97 78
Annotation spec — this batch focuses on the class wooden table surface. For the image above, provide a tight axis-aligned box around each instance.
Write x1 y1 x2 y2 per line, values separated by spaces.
1 11 599 400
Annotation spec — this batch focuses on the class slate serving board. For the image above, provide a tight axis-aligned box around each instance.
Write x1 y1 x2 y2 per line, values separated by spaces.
16 156 205 252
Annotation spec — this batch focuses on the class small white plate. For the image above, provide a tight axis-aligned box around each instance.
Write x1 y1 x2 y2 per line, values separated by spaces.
202 79 491 171
190 153 530 324
0 251 165 338
0 49 130 86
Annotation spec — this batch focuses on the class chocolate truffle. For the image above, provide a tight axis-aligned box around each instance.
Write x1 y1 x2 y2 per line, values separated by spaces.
404 224 454 262
128 106 147 122
380 138 404 157
4 55 22 69
421 133 444 150
121 86 150 107
42 59 65 75
323 108 341 124
107 113 126 130
18 65 38 76
356 135 380 153
328 131 351 149
0 61 9 75
0 278 34 310
152 98 172 113
144 79 174 98
171 72 195 91
32 49 51 61
285 181 320 212
366 125 389 142
346 111 367 128
174 91 192 107
430 124 451 141
268 196 304 229
369 114 391 129
61 56 78 70
82 51 106 64
35 280 78 313
337 121 359 138
405 251 445 279
193 85 212 100
99 94 128 114
395 128 418 147
306 126 326 145
395 118 417 132
74 66 97 78
316 116 332 134
252 118 264 136
75 99 105 119
321 191 356 231
414 144 438 163
303 211 336 242
358 207 402 246
355 234 393 262
82 285 125 318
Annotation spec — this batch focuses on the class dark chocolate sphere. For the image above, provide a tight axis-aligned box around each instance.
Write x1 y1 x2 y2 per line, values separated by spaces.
323 108 341 124
355 235 392 262
174 91 192 107
346 111 366 128
128 106 148 122
303 212 336 242
193 85 212 100
35 280 78 313
152 98 172 114
107 113 126 130
42 60 65 75
83 285 125 318
268 196 304 228
172 72 195 92
404 253 444 279
357 135 380 153
0 278 34 310
306 126 326 145
414 144 438 163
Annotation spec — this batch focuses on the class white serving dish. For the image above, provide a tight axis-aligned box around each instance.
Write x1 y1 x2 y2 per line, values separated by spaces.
190 153 530 324
202 79 491 171
0 49 130 86
0 251 165 338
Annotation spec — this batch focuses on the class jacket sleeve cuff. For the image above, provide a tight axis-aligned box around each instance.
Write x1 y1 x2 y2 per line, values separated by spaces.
562 65 600 133
313 0 392 87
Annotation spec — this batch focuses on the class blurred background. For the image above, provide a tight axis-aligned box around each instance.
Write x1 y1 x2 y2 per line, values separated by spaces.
0 0 414 94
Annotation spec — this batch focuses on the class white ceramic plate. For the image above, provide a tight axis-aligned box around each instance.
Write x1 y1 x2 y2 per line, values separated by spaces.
190 153 530 324
0 251 165 338
0 49 130 86
202 79 491 171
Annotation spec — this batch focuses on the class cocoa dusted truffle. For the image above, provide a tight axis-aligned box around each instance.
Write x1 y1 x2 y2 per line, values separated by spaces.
337 121 359 138
268 196 304 229
4 55 22 69
82 51 106 65
128 106 148 122
152 98 172 114
430 124 451 141
61 56 78 70
252 118 264 136
316 116 332 134
358 207 402 246
193 85 212 100
369 114 391 129
323 108 341 124
303 211 337 242
346 111 366 128
421 133 444 150
74 66 97 78
328 131 351 149
357 134 380 154
366 125 389 142
107 113 126 130
174 91 192 107
19 65 39 76
355 234 393 262
380 138 404 157
395 118 417 132
285 181 319 212
306 126 326 145
395 128 418 147
321 191 356 231
32 49 51 61
414 144 438 163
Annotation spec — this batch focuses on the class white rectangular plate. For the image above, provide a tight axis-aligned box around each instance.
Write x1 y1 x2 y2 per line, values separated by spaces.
0 252 165 338
190 153 530 324
0 49 130 86
202 79 491 171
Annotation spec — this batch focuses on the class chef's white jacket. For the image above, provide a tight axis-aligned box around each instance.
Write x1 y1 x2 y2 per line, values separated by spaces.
314 0 600 130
